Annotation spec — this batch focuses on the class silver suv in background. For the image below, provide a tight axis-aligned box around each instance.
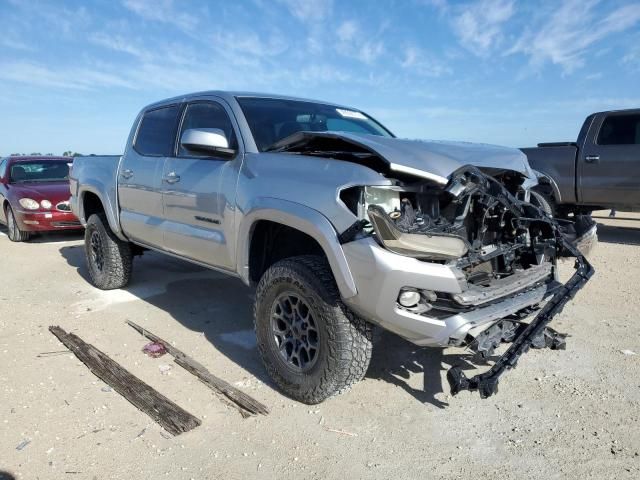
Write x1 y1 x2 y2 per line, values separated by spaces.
70 92 594 402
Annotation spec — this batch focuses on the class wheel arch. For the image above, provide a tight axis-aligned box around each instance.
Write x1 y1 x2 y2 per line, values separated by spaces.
237 198 358 299
532 169 562 204
77 187 127 241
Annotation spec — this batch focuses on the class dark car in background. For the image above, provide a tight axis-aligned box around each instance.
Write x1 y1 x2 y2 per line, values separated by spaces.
0 156 82 242
522 109 640 217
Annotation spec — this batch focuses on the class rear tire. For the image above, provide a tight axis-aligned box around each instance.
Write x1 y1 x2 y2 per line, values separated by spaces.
84 213 132 290
6 205 31 242
254 255 372 404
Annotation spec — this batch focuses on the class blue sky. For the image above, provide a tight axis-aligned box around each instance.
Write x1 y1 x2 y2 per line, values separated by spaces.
1 0 639 155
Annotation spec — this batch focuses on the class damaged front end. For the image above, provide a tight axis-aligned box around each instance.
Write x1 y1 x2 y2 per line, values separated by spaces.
341 165 595 398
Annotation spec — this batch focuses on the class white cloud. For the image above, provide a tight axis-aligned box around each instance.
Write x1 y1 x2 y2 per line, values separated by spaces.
335 20 385 64
508 0 640 73
89 33 152 60
337 21 358 43
451 0 514 56
276 0 333 22
0 61 136 90
623 44 640 70
212 31 288 58
122 0 198 31
0 37 34 52
401 45 452 77
418 0 448 13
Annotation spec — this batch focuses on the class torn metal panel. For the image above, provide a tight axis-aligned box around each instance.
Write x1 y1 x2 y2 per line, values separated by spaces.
269 131 535 182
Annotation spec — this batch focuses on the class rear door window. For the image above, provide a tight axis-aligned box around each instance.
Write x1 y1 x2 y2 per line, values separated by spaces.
134 105 181 156
0 158 7 179
597 114 640 145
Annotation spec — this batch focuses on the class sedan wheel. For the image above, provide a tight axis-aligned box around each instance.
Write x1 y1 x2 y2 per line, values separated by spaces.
5 206 30 242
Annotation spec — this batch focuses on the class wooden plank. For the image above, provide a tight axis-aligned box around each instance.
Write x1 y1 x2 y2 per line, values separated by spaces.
126 320 269 417
49 326 201 436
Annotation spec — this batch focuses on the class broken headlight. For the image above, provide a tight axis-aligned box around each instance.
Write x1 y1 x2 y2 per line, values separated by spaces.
368 204 469 260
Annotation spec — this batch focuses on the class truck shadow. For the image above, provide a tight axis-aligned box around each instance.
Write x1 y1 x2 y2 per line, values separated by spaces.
596 223 640 246
59 245 479 408
367 332 488 408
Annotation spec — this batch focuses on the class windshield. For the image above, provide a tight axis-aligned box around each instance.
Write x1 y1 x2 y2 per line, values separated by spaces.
236 97 393 151
9 161 70 183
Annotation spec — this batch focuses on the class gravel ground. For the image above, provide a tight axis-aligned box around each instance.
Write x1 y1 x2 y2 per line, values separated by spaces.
1 211 638 480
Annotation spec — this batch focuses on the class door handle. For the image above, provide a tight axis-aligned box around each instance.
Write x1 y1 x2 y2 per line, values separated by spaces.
585 155 600 163
163 172 181 184
120 168 133 179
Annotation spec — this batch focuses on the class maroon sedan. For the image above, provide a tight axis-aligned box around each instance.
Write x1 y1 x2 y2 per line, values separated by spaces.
0 156 82 242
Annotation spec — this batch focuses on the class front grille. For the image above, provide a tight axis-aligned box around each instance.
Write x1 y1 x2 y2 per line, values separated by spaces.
56 201 71 212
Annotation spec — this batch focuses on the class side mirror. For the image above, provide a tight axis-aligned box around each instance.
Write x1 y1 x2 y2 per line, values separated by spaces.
180 128 235 158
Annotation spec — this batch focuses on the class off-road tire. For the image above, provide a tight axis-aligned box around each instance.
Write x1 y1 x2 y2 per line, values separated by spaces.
5 205 31 242
85 213 132 290
254 255 373 404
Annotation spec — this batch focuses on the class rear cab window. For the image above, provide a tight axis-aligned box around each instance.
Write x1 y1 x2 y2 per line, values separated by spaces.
134 105 182 156
597 113 640 145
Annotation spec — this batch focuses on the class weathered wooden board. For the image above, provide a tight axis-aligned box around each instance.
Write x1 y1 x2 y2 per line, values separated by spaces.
49 326 201 436
126 320 269 417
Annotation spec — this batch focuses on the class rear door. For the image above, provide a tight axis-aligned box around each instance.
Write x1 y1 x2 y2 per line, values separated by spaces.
118 104 181 247
580 112 640 206
161 98 242 270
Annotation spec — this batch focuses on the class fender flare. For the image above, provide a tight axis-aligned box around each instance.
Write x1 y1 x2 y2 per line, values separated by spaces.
531 169 562 203
77 186 128 242
236 197 358 299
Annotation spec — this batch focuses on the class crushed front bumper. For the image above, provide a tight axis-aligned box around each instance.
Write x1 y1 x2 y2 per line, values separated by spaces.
341 238 560 347
447 238 594 398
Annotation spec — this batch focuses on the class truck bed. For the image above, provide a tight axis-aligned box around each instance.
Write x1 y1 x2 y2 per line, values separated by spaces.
520 145 578 204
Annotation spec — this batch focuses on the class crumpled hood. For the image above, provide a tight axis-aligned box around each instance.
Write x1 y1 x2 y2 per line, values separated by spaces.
273 131 535 184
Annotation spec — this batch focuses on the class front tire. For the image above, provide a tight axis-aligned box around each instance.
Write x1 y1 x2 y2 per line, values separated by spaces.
254 255 372 404
6 205 31 242
84 214 133 290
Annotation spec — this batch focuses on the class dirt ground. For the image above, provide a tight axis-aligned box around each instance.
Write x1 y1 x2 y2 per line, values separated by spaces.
1 211 639 480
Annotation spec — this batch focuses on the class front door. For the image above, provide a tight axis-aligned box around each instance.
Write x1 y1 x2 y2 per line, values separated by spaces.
580 112 640 207
118 104 181 248
161 99 242 270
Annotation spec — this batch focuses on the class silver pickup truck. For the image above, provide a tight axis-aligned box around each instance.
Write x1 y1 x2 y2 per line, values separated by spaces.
70 91 593 402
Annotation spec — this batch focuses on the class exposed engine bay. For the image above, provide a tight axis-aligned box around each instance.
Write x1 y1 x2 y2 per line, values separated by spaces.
340 166 596 398
272 131 596 398
342 166 593 283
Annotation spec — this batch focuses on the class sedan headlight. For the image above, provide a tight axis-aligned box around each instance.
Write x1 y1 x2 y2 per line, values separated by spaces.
40 200 52 209
19 198 40 210
367 205 469 260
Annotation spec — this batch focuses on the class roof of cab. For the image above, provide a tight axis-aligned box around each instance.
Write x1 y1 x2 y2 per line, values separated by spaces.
143 91 351 111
